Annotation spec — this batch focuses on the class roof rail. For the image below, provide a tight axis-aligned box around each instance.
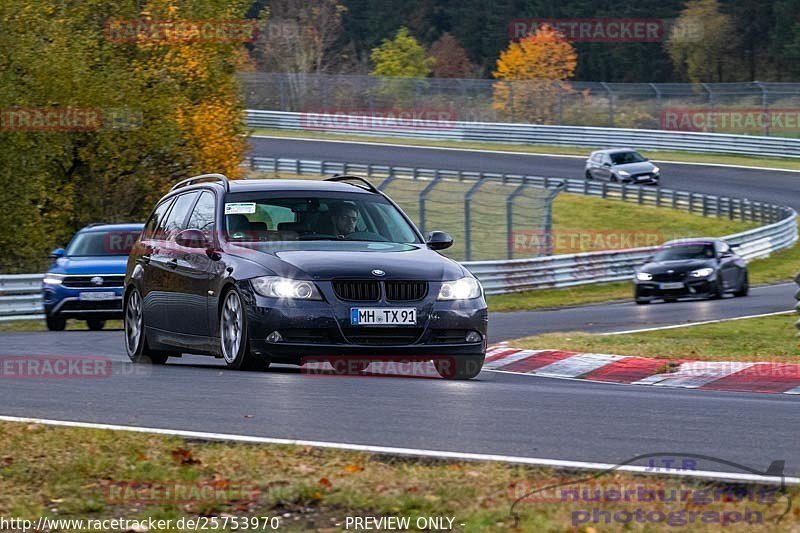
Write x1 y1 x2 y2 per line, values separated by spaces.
171 173 230 192
86 222 107 228
324 175 379 193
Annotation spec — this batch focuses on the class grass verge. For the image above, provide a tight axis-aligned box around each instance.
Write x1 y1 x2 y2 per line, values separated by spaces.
511 314 800 362
250 127 800 171
0 420 794 531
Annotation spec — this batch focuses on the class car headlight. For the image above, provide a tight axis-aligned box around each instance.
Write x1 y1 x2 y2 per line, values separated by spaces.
690 267 714 278
251 276 322 300
438 277 481 300
42 274 65 285
617 170 630 177
635 272 653 281
652 166 660 174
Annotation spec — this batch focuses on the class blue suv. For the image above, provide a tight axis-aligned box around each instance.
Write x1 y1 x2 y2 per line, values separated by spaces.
43 223 144 331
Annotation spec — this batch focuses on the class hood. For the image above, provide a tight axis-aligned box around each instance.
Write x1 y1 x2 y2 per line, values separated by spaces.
48 255 131 275
226 241 466 281
615 161 656 174
640 258 715 274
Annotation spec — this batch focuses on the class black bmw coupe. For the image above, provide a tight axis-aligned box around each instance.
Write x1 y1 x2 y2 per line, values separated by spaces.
633 238 749 304
123 174 487 379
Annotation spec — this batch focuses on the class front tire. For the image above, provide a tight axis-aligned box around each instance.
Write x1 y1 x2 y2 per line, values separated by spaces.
45 314 66 331
125 288 168 364
733 272 749 297
434 355 484 380
87 319 105 331
219 288 268 371
585 170 593 180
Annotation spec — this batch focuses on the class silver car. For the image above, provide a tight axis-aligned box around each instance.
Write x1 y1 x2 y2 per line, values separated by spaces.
584 149 660 185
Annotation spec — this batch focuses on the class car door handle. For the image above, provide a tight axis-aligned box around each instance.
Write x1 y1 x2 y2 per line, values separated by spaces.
167 258 178 268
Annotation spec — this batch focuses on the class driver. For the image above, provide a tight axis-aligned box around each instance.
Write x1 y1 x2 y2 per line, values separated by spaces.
331 203 358 237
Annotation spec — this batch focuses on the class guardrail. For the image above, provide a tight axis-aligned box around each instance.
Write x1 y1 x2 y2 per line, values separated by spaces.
0 274 43 322
247 109 800 159
2 157 796 321
247 155 797 294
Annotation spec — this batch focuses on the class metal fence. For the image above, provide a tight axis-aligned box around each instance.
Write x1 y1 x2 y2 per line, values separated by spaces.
3 158 796 321
240 73 800 136
247 157 561 261
246 109 800 159
246 156 797 294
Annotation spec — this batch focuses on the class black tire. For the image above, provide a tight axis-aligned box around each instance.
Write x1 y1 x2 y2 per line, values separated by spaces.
585 170 593 180
610 174 619 183
87 319 105 331
635 298 650 305
733 271 749 297
663 297 677 303
434 354 485 380
124 288 168 364
710 278 724 300
45 314 66 331
219 288 268 371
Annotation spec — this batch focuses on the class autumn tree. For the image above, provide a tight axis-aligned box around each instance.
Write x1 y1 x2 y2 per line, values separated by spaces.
370 27 434 77
492 25 577 123
430 32 473 78
0 0 248 272
665 0 740 82
254 0 347 74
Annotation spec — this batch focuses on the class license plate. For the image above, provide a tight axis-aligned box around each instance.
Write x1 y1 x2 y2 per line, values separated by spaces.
636 174 651 181
79 291 117 301
659 282 684 290
351 308 416 326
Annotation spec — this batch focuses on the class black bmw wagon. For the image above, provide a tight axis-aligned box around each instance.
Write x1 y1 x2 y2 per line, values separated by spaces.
123 174 488 379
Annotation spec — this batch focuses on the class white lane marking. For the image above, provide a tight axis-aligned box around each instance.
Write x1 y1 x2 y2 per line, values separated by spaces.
249 134 800 173
633 362 755 388
533 353 628 377
483 349 545 370
599 310 795 336
0 415 795 485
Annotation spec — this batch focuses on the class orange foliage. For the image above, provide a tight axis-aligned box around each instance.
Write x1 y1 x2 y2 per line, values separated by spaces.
492 25 577 123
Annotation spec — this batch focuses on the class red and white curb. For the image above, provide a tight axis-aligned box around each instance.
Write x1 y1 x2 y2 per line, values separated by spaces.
485 344 800 395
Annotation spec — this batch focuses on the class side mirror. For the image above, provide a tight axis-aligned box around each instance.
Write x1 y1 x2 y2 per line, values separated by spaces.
602 162 612 167
50 248 65 259
426 231 453 251
175 229 210 250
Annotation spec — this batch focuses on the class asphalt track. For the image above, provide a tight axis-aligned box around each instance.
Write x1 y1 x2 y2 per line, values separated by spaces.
1 328 798 475
0 136 798 477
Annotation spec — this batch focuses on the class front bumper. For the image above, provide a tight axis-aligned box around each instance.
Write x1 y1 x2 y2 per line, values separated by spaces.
243 292 488 364
623 173 660 185
43 285 124 318
634 277 714 300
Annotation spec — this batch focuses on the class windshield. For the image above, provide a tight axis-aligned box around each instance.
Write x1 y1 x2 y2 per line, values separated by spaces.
66 230 140 256
610 151 647 165
653 243 715 261
223 194 420 244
